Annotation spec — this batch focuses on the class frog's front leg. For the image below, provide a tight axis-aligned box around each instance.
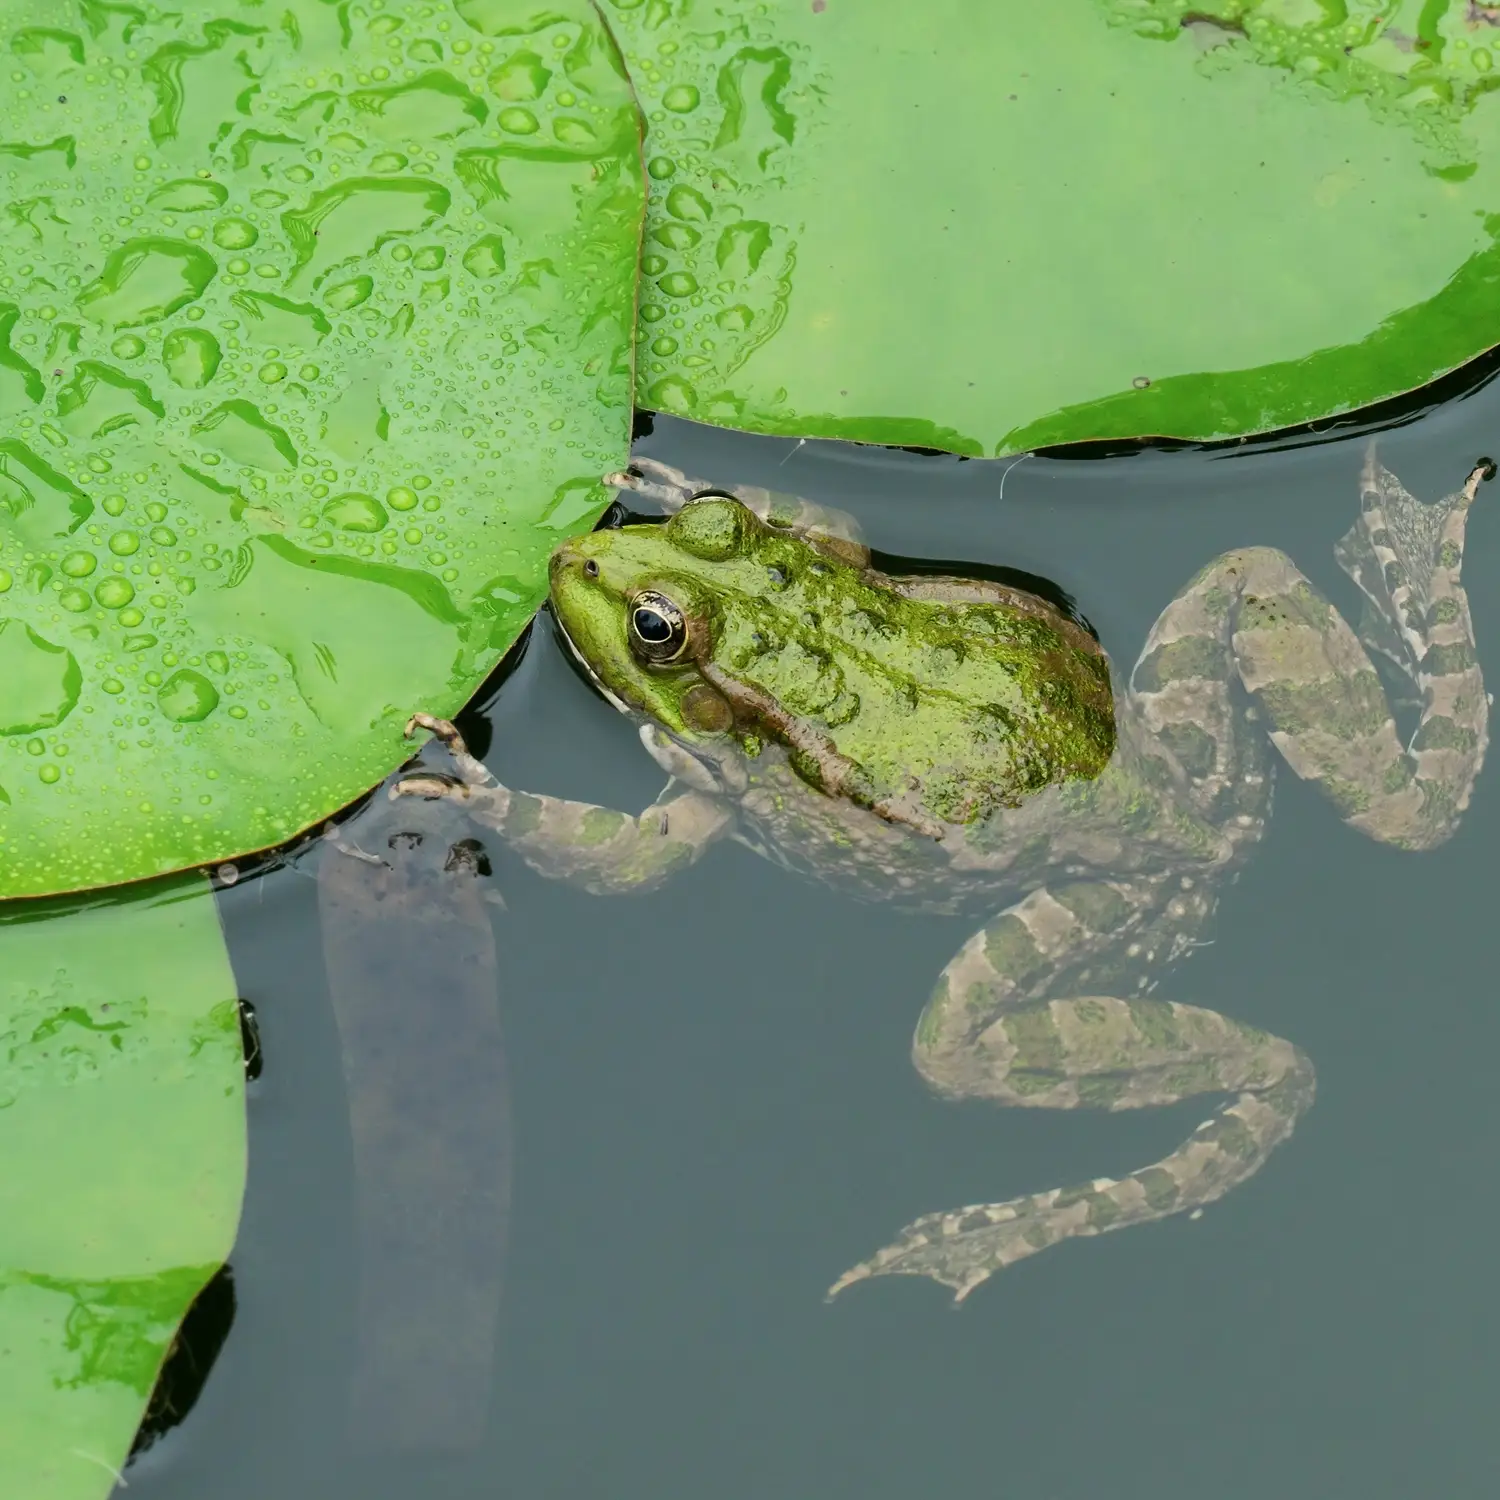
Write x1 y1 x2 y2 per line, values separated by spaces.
395 716 733 895
828 879 1314 1303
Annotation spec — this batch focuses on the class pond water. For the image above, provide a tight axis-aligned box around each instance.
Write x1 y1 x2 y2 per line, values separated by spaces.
128 388 1500 1499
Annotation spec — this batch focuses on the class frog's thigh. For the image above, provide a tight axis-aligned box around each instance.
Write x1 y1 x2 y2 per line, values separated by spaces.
830 883 1315 1302
1138 547 1405 808
1220 548 1424 833
1143 546 1477 848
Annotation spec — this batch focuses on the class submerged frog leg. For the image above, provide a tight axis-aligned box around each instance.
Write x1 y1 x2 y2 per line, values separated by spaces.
828 880 1315 1303
607 454 864 544
397 715 732 895
604 455 701 512
1132 455 1488 850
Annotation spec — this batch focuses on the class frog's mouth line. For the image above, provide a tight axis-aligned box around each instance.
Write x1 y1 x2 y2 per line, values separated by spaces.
549 605 633 717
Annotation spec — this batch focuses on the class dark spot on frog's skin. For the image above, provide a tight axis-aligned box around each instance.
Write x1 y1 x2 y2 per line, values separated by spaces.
809 560 831 576
766 565 789 588
388 831 423 852
802 610 820 628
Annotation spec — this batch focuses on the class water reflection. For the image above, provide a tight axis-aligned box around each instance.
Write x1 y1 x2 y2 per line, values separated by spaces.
306 766 511 1453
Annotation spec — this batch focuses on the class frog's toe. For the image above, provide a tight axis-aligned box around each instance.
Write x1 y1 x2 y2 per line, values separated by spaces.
404 712 466 751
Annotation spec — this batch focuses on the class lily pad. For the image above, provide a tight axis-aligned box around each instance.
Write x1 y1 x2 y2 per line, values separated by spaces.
0 875 243 1498
0 0 643 898
606 0 1500 454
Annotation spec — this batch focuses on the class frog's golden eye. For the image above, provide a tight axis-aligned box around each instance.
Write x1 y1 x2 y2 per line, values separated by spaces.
627 590 690 664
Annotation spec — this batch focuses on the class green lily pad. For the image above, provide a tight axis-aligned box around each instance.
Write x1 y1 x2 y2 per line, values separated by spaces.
0 0 643 898
0 875 243 1498
607 0 1500 454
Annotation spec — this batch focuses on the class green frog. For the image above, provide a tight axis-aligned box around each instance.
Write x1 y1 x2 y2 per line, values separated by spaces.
396 448 1490 1303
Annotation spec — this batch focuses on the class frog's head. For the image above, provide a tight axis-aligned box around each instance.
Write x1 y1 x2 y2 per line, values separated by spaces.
549 494 1116 836
547 496 762 740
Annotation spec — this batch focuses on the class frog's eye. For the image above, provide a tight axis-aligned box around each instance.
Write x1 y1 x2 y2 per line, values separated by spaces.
627 590 690 664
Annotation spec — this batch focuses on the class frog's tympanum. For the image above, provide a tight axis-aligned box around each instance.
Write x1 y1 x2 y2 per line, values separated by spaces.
400 450 1489 1302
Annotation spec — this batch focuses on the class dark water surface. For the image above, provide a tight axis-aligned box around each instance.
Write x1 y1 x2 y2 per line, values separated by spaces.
133 397 1500 1498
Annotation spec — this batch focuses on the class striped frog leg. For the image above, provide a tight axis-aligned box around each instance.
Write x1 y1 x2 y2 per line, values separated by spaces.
828 878 1315 1303
395 715 732 895
1131 452 1490 851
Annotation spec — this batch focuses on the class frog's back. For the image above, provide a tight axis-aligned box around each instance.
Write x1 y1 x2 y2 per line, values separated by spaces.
705 545 1118 837
734 712 1239 916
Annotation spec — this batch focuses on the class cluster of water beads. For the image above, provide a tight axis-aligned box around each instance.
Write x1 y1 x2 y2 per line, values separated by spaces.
598 1 819 416
0 0 641 893
1108 0 1500 172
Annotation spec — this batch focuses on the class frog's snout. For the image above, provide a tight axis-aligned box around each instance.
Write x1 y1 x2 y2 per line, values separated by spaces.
549 538 611 613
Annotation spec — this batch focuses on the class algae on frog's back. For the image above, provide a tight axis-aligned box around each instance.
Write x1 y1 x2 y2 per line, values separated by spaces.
548 498 1117 834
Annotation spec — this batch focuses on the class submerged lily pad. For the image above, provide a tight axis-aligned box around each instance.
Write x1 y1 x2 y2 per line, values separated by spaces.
0 876 243 1498
0 0 643 898
606 0 1500 454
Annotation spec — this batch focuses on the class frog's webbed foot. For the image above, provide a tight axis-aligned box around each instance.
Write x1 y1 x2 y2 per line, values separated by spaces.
1326 447 1490 843
1335 446 1491 685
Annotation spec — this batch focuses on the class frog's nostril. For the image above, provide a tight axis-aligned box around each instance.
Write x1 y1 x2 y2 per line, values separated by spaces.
583 558 600 578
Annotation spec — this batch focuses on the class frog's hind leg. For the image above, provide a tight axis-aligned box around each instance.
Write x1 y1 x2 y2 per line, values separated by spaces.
828 879 1315 1303
1329 449 1491 838
1133 453 1489 851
